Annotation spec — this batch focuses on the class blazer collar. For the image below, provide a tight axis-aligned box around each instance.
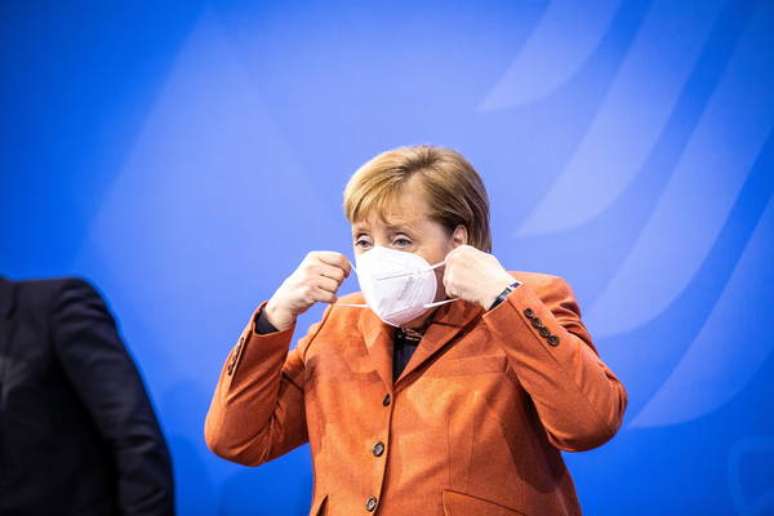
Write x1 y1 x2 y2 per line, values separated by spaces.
358 297 484 393
0 276 14 319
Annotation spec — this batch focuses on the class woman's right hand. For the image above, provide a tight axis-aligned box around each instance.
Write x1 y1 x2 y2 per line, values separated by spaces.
264 251 352 331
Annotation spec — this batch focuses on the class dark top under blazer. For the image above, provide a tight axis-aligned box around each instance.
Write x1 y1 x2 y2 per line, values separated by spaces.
0 277 174 515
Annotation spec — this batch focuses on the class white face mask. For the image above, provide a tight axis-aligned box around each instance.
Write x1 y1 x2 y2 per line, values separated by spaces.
337 245 460 327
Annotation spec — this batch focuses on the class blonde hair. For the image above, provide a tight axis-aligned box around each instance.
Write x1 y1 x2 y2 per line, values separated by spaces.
343 144 492 253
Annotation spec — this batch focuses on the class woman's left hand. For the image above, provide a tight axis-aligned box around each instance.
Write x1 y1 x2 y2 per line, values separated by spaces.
442 245 518 310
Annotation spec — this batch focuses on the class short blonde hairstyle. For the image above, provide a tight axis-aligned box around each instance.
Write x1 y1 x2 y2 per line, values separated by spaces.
343 144 492 253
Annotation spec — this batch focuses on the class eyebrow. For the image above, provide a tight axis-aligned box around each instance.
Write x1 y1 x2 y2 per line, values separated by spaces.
353 223 415 234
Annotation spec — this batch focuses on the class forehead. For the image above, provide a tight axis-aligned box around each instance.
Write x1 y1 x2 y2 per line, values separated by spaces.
351 188 429 232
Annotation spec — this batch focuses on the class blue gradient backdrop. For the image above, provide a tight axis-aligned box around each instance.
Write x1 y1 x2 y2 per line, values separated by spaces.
2 1 773 514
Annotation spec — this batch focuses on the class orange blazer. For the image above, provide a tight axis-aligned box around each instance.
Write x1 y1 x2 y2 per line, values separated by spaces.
205 271 627 515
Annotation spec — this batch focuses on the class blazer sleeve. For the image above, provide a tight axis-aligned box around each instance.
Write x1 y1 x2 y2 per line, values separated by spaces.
52 279 175 515
482 274 628 452
204 300 333 466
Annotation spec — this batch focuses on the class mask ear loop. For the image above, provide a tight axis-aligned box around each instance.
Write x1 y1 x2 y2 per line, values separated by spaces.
335 258 370 307
421 260 462 307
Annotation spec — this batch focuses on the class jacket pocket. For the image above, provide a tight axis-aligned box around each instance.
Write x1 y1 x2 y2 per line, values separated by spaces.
310 493 328 516
442 488 526 516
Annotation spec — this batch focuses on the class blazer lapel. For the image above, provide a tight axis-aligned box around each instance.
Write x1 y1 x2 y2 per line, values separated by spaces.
359 314 395 393
358 298 484 393
395 300 483 388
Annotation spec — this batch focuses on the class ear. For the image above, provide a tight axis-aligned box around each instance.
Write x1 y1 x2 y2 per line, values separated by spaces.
451 224 469 248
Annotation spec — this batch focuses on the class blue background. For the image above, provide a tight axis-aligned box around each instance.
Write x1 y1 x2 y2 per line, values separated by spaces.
2 1 773 514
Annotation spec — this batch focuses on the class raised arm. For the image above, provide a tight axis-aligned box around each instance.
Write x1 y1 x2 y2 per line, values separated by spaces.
204 300 333 466
204 249 350 467
482 274 628 452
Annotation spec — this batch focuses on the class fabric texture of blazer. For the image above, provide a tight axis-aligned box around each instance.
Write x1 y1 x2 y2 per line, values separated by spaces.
0 277 174 515
205 271 627 515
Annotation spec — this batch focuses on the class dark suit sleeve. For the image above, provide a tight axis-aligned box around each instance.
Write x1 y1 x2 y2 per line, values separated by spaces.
51 278 175 516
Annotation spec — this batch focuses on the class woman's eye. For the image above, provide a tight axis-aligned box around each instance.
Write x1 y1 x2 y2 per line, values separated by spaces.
394 238 412 247
355 239 371 248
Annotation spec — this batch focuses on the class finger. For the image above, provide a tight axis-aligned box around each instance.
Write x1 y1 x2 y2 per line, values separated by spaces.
444 247 461 265
317 263 346 282
315 275 341 294
444 272 460 297
312 286 337 304
440 272 452 293
442 263 454 283
316 252 352 275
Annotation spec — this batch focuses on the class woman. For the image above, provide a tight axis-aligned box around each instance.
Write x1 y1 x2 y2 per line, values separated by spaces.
205 145 627 515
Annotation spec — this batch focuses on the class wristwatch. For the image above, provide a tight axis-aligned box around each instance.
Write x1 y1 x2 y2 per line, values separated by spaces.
488 281 521 311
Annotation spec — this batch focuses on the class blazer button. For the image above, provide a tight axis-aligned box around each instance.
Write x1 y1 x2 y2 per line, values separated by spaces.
523 308 535 319
539 327 550 338
531 317 543 329
382 393 391 406
366 496 378 512
547 335 560 346
372 441 385 457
